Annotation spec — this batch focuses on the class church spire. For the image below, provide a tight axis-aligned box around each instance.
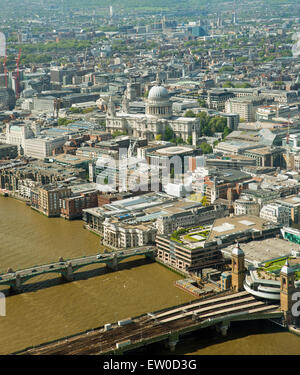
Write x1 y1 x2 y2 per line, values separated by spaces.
122 91 129 113
107 96 116 117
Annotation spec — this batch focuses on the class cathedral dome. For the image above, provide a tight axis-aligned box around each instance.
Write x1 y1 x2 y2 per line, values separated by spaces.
146 85 172 119
148 85 169 101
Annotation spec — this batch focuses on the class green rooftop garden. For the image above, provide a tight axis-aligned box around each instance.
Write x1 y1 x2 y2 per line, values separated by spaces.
170 226 210 245
258 256 300 280
263 257 290 272
183 230 210 242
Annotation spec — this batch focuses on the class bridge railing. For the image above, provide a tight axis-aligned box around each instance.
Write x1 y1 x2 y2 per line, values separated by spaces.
0 247 156 277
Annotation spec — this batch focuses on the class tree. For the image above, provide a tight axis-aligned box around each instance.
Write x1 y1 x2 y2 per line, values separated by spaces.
195 112 231 138
155 134 162 141
236 56 248 63
171 228 188 241
175 137 185 144
163 125 174 141
201 196 208 206
223 126 232 138
235 82 251 88
198 99 207 108
184 110 196 118
223 81 235 88
112 130 127 138
69 107 81 113
57 118 73 126
219 65 234 73
199 142 212 154
187 136 193 145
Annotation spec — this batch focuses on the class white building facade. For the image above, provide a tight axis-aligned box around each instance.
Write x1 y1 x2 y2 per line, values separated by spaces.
106 84 200 142
259 203 290 226
234 197 260 216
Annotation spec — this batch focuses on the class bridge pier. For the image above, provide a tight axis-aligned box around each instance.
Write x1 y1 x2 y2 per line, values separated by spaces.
145 252 154 261
165 333 179 352
216 321 230 336
10 274 22 294
114 349 124 355
61 263 74 281
106 254 119 271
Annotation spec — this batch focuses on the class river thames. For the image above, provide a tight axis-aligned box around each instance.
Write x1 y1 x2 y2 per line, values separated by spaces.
0 196 299 355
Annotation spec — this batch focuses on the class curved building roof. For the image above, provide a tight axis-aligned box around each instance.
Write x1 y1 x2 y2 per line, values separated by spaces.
148 85 169 101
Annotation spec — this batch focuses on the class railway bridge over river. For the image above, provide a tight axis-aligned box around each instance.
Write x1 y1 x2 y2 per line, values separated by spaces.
15 290 283 355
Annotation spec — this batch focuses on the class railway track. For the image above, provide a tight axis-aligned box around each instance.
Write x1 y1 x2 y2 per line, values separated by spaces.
19 291 280 355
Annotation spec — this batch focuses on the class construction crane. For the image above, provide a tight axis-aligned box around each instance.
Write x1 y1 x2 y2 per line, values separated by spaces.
0 32 7 87
286 114 290 145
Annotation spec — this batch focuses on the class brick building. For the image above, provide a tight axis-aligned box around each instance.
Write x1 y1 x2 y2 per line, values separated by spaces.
31 183 72 217
60 190 99 220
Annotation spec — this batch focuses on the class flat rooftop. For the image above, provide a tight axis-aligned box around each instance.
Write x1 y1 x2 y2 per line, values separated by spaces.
84 192 176 217
155 146 194 155
276 195 300 206
70 182 99 195
0 143 16 149
51 154 90 165
245 147 281 155
208 215 275 242
221 237 300 265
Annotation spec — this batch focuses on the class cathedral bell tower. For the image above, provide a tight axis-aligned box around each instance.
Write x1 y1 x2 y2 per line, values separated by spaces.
231 242 245 292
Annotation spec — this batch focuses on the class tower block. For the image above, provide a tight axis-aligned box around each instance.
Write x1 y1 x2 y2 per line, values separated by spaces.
231 242 245 292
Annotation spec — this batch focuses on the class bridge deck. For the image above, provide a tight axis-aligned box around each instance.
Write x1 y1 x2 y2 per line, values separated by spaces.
199 301 264 319
159 296 256 324
0 246 156 286
153 290 250 319
16 291 281 355
247 305 281 314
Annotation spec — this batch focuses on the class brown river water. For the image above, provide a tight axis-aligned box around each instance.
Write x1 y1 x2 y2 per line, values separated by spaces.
0 196 300 355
